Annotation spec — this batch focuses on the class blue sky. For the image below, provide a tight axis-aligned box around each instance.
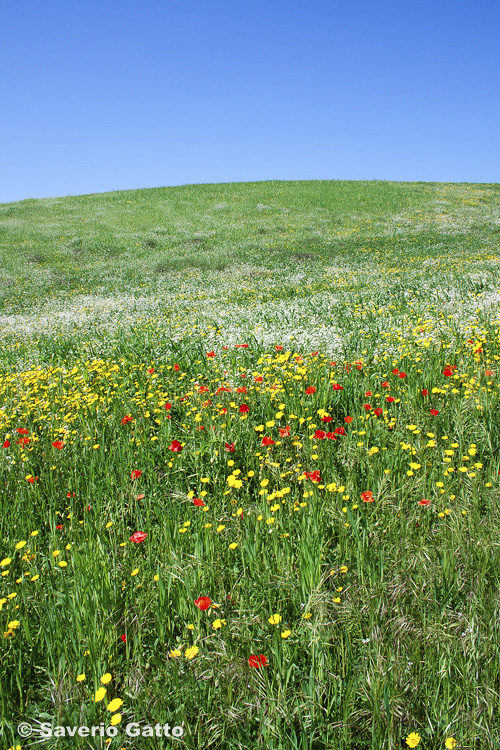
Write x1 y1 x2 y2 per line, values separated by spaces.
1 0 499 203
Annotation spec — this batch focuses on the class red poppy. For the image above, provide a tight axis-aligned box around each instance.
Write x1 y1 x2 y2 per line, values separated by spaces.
173 364 180 371
27 476 39 483
392 369 399 375
121 415 133 425
136 494 145 500
225 442 235 452
361 490 374 503
222 346 228 350
147 368 155 374
421 389 428 396
129 531 147 543
313 430 326 440
240 373 247 378
261 436 275 446
381 381 390 388
279 426 291 437
168 440 183 452
16 428 29 435
194 596 212 611
56 524 63 530
219 408 227 414
334 427 346 436
120 634 127 643
363 404 372 411
386 396 395 403
248 654 268 668
326 432 337 440
418 499 431 506
67 492 76 498
236 386 247 394
52 441 64 450
216 387 231 393
330 361 337 366
206 351 216 358
311 351 318 357
254 376 263 383
198 385 209 393
430 408 439 416
374 408 383 417
365 391 372 397
275 345 283 351
344 416 353 423
130 470 142 480
443 367 453 377
17 437 31 446
398 372 407 379
3 440 10 448
321 416 333 423
193 498 205 507
239 404 249 413
305 386 316 395
332 384 344 391
235 343 249 348
165 403 172 411
485 369 494 378
305 470 321 483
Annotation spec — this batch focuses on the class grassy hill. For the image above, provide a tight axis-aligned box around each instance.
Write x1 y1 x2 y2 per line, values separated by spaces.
0 180 500 749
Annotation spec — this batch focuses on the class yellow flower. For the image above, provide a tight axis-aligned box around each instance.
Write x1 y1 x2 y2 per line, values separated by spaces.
52 550 61 557
405 732 421 748
340 565 348 574
212 618 226 629
153 574 159 581
100 673 112 684
58 561 68 568
281 630 291 639
445 739 457 749
302 612 312 620
107 698 123 712
333 597 341 603
131 568 139 576
268 614 282 625
229 543 238 549
7 620 20 629
110 713 122 726
76 673 85 682
184 645 199 660
0 558 11 567
217 525 225 532
94 687 107 702
169 648 182 658
15 541 27 550
31 574 39 581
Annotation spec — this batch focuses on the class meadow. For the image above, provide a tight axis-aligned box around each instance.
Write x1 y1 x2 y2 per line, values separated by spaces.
0 179 499 749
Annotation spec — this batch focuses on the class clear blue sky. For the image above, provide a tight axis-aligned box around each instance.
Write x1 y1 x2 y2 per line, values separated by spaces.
1 0 499 203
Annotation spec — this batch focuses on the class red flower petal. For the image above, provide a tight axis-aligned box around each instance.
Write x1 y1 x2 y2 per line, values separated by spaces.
194 596 212 611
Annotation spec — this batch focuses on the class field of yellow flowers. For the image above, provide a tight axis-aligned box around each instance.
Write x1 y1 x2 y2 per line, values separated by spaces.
0 180 499 749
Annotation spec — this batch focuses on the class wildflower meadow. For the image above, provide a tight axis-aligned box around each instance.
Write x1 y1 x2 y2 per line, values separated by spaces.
0 179 499 749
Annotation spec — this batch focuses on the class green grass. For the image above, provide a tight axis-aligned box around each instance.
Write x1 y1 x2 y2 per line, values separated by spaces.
0 179 499 749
